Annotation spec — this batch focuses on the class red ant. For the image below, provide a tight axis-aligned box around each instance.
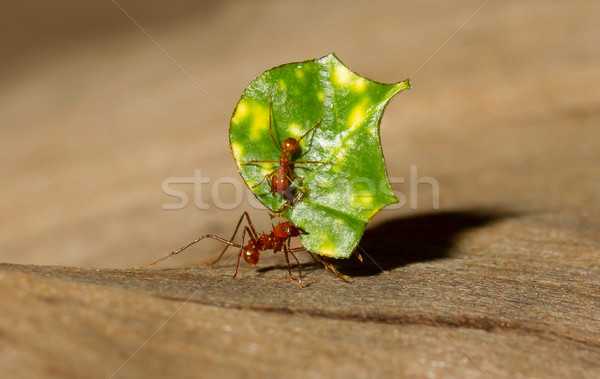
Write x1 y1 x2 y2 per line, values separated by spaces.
243 94 330 206
133 212 348 286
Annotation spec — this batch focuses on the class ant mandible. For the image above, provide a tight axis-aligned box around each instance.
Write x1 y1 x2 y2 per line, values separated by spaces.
133 212 348 286
242 94 330 205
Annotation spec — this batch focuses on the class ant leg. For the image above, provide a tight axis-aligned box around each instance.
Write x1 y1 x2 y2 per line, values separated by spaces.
283 244 300 285
233 226 252 278
295 117 323 158
290 162 332 189
207 212 258 267
249 169 276 189
297 118 322 144
289 251 303 287
241 163 278 192
268 93 283 153
286 247 308 253
292 189 307 205
299 252 349 280
133 235 240 269
308 251 321 265
273 201 292 216
241 160 279 166
241 213 261 240
273 186 306 215
291 160 332 165
287 240 304 287
304 252 328 274
287 173 307 192
284 166 307 197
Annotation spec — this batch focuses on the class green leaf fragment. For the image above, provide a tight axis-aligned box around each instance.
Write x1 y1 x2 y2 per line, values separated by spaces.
230 53 410 258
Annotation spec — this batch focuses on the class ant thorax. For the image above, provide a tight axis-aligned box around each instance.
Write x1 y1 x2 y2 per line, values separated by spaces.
257 233 276 249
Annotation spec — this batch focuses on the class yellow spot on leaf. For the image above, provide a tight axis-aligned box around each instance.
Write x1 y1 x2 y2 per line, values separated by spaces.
295 68 304 79
316 241 337 258
288 123 301 138
348 103 367 129
317 91 325 101
231 142 243 162
232 101 248 125
358 194 373 205
333 65 352 86
251 104 269 139
353 77 367 92
278 79 287 90
351 193 375 212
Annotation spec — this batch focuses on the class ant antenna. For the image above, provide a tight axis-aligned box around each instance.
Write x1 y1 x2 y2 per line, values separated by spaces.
267 93 283 153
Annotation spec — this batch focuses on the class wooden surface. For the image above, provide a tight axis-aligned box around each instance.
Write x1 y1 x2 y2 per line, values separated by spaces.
1 1 599 378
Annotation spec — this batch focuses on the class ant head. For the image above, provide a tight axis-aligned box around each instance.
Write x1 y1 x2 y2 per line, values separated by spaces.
273 222 298 238
243 248 259 266
282 138 299 154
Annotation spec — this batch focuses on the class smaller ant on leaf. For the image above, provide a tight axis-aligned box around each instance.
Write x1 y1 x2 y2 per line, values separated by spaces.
242 94 330 209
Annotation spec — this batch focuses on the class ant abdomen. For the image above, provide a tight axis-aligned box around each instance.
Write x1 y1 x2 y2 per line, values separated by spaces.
243 248 260 266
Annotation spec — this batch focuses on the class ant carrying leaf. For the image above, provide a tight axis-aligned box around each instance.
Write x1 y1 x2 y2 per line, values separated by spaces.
134 212 348 287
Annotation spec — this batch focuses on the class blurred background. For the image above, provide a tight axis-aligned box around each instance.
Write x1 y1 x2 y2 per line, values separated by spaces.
1 0 598 268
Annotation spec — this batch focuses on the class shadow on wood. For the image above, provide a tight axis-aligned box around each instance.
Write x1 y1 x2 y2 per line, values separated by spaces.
256 209 513 278
336 209 514 276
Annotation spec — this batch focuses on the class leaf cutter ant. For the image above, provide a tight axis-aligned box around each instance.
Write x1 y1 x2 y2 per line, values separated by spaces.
242 94 330 208
133 212 348 286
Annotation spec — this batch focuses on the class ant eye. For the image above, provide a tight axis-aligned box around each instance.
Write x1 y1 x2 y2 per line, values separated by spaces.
282 227 287 232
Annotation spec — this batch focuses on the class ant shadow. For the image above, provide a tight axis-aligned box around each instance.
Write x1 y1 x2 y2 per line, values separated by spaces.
257 209 514 278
